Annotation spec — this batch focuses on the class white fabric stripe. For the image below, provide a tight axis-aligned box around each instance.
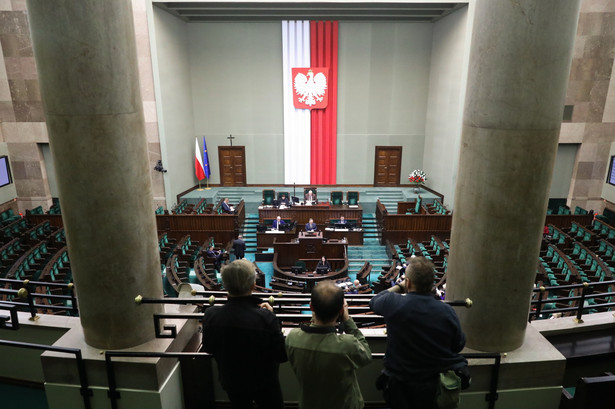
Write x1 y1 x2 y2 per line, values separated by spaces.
282 20 311 185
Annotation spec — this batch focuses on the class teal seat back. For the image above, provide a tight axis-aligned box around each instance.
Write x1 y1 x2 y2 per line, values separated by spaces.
347 191 359 205
330 191 343 205
263 189 275 205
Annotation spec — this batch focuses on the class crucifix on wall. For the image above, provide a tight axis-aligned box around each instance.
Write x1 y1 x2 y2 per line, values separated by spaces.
227 134 235 146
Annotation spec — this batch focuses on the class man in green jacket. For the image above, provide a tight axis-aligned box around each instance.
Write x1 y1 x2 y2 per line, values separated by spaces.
286 280 372 409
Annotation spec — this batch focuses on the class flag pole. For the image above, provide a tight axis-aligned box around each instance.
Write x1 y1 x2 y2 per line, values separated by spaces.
205 177 211 190
197 180 203 191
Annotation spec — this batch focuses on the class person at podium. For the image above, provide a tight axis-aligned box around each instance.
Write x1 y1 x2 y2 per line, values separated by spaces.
316 256 331 274
279 194 290 207
272 216 286 231
305 218 317 232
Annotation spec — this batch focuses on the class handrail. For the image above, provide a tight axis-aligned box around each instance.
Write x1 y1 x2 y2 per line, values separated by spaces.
0 277 78 318
105 350 498 409
0 339 91 409
530 279 615 322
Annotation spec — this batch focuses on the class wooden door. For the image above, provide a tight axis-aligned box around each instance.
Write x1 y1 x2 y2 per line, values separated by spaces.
374 146 402 186
218 146 246 186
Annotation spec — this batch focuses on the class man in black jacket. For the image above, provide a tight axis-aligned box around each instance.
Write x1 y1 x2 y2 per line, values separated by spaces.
202 259 287 408
233 235 246 260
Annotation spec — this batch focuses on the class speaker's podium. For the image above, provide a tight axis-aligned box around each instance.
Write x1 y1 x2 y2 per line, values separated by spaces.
298 231 323 240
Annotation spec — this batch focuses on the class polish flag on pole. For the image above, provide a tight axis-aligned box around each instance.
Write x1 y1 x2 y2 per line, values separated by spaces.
195 137 205 180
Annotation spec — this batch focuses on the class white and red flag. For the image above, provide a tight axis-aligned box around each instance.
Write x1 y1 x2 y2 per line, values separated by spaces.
194 137 205 181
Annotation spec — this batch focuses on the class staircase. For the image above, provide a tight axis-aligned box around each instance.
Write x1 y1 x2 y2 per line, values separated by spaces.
345 213 391 283
367 190 405 214
214 190 245 207
242 213 259 254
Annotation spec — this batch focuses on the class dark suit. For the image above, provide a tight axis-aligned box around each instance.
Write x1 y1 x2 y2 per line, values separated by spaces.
207 248 223 269
305 222 317 232
279 197 290 206
221 201 233 214
233 238 246 259
272 219 286 230
316 260 331 272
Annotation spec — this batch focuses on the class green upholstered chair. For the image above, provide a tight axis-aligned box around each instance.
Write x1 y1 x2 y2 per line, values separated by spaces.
347 191 359 205
330 191 343 205
263 189 276 206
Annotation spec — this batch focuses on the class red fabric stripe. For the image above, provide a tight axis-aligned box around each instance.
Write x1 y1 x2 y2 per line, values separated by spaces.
310 21 338 185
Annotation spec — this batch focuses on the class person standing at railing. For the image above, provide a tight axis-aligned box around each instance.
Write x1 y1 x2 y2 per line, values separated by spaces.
285 280 371 409
202 259 287 409
369 256 470 409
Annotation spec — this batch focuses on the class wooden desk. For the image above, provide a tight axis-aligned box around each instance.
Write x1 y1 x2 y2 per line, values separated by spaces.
324 228 364 245
256 229 297 248
258 204 362 226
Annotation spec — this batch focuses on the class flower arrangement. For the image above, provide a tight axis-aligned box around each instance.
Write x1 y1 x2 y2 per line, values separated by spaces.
408 169 427 184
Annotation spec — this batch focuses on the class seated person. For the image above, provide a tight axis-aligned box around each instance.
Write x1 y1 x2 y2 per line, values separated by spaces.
304 190 316 204
339 216 346 224
272 216 286 231
206 245 224 269
316 256 331 273
305 218 317 232
279 194 290 207
221 198 234 214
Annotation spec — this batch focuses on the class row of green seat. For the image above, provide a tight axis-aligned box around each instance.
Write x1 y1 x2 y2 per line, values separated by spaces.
569 221 594 243
429 200 449 215
548 225 568 245
0 239 24 276
173 199 189 214
155 206 164 215
47 249 71 283
1 219 28 242
48 202 61 215
0 209 20 225
592 219 615 240
547 205 571 215
193 199 210 214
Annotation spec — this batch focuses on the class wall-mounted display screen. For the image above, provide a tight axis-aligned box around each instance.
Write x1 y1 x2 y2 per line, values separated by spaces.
0 156 12 188
607 156 615 186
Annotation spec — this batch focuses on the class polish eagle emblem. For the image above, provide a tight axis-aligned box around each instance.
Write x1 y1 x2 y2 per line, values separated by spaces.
292 67 329 109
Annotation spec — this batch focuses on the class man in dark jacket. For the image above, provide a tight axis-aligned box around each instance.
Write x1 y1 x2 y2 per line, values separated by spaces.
369 257 467 409
233 235 246 259
202 259 287 408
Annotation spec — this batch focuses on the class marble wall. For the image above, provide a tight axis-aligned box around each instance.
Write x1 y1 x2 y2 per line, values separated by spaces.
0 0 165 212
564 0 615 213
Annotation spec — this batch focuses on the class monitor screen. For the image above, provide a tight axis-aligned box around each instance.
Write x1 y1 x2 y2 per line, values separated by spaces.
292 196 300 203
608 156 615 186
0 156 12 188
347 220 357 229
316 266 329 274
334 223 347 229
291 266 303 274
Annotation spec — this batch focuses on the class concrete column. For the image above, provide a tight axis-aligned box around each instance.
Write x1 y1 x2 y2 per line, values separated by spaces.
447 0 581 352
26 0 163 349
